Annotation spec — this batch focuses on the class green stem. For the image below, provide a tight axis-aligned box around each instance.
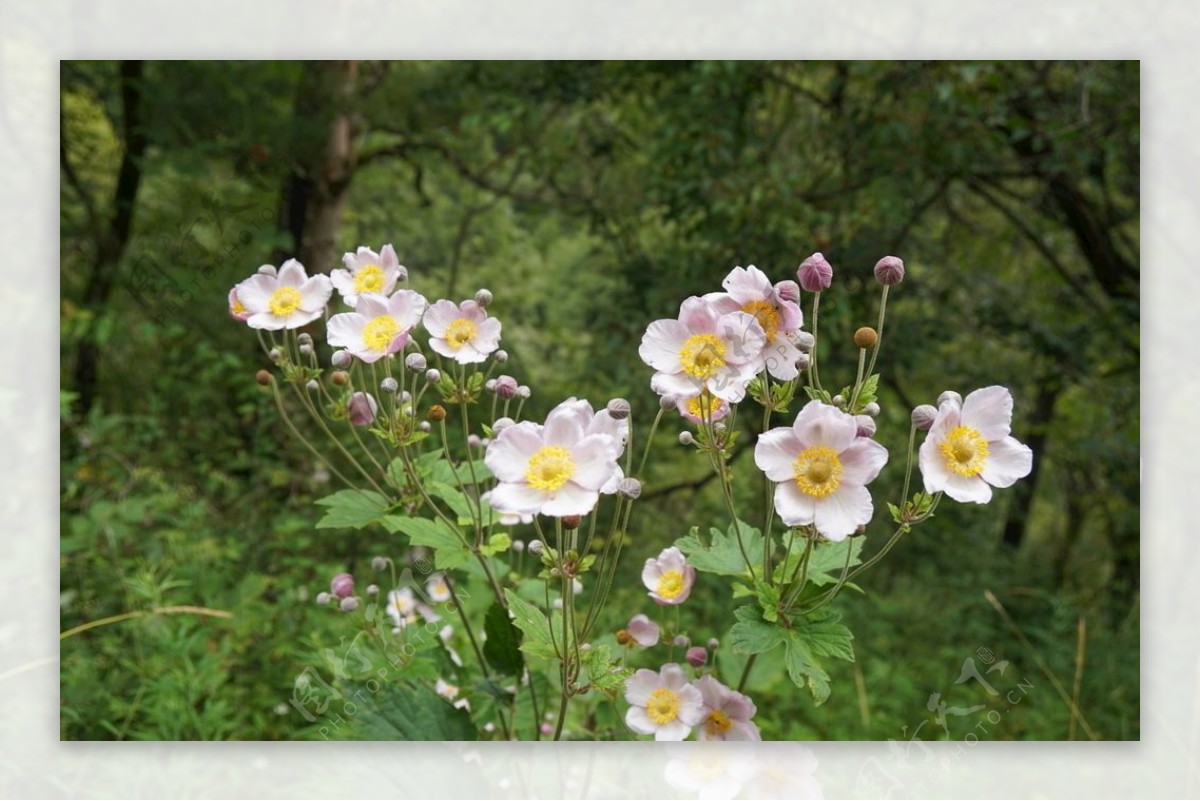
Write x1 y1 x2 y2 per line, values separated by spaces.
864 284 890 382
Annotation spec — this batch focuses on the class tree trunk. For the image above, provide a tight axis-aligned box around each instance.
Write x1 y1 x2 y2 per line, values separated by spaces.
1001 375 1062 548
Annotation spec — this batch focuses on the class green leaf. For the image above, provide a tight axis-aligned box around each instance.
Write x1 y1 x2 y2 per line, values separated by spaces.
851 373 880 411
383 516 471 570
350 682 476 741
803 385 832 404
802 538 864 586
754 581 781 622
480 532 511 556
728 606 854 706
483 602 524 676
503 590 561 660
580 644 632 700
675 521 765 577
314 490 390 530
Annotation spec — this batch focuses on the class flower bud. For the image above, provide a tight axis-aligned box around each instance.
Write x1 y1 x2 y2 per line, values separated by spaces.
796 352 811 370
517 385 531 399
475 288 493 307
339 596 359 612
832 394 845 407
370 556 389 571
330 572 355 599
298 332 313 345
268 347 283 363
255 370 271 386
673 635 690 649
774 279 800 303
707 638 720 650
428 404 448 422
467 434 482 448
493 416 515 434
797 252 833 293
298 344 313 357
315 591 331 606
679 431 695 445
874 255 906 286
911 404 938 431
938 390 963 408
561 515 582 530
528 539 545 556
686 646 708 668
404 352 427 372
511 539 525 553
854 414 876 438
494 375 519 399
418 421 432 433
485 379 497 392
579 642 592 652
659 393 679 410
347 392 378 426
494 349 508 363
366 583 379 596
617 477 642 499
480 437 491 447
795 331 816 351
854 327 878 349
425 369 441 384
397 265 408 282
400 390 412 403
257 264 277 276
616 629 633 646
863 402 880 417
331 370 349 386
606 398 631 420
306 379 319 393
332 350 352 368
380 377 398 393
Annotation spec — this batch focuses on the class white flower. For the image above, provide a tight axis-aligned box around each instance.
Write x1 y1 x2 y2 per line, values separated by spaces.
545 397 629 493
483 401 622 518
386 587 440 629
626 614 661 647
236 259 332 330
326 290 427 363
331 244 403 306
624 663 705 741
423 299 502 364
693 675 761 741
435 678 459 700
754 400 889 541
919 386 1033 504
426 574 452 603
639 297 766 403
642 547 697 606
704 265 807 380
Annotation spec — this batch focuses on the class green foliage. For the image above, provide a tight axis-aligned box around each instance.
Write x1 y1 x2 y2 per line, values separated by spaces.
314 489 390 530
675 521 765 578
348 683 476 741
729 605 855 705
482 602 524 676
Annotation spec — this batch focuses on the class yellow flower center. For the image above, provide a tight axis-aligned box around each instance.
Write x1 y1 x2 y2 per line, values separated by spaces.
525 445 575 491
362 315 400 351
646 688 681 725
685 392 726 420
230 296 247 316
705 709 733 736
656 570 686 600
679 334 726 379
940 425 989 477
741 299 781 341
444 318 478 350
352 265 386 295
793 446 844 498
268 286 302 317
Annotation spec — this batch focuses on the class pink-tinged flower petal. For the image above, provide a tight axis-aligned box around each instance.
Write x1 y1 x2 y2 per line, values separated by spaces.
326 313 366 350
247 311 286 331
625 668 661 705
839 438 889 486
655 720 691 742
299 275 332 311
330 269 356 304
982 436 1033 488
569 434 621 491
777 299 803 333
792 400 857 452
625 706 658 735
237 274 277 311
702 291 741 317
427 337 457 359
678 296 718 333
459 299 487 323
450 342 490 364
918 437 952 494
722 265 774 305
641 558 663 588
714 311 766 367
627 614 660 647
942 472 993 504
961 386 1013 441
774 481 816 528
541 406 585 448
764 335 803 381
422 300 460 337
356 293 390 319
929 398 963 441
485 482 547 515
388 290 427 330
475 316 502 347
657 547 688 574
639 319 690 373
813 483 873 541
652 371 703 399
726 720 762 741
484 422 544 482
541 483 599 517
277 259 307 287
380 243 399 271
755 428 804 482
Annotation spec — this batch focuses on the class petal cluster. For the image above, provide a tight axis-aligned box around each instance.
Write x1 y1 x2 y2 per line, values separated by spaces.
234 259 332 330
331 244 403 306
327 290 427 363
641 546 696 605
704 265 807 380
424 299 502 364
624 664 705 741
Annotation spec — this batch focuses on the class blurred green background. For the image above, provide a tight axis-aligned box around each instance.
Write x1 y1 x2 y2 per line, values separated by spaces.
59 60 1138 740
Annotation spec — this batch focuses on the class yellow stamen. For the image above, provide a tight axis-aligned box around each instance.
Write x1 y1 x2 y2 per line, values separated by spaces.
525 445 575 492
679 334 726 379
792 446 844 498
939 425 989 477
646 688 681 725
362 315 399 351
230 297 247 316
705 709 733 736
741 299 781 341
268 286 302 317
685 392 726 420
352 265 386 295
656 570 686 600
444 318 478 350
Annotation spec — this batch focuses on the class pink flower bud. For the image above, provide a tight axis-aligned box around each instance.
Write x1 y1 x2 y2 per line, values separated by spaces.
331 350 352 368
874 255 906 286
854 414 876 438
339 597 359 612
347 392 378 426
494 375 519 399
797 252 833 293
911 404 938 431
774 279 801 303
686 646 708 667
330 572 355 599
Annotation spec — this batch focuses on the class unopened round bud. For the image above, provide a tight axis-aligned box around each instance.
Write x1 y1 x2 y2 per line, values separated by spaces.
511 539 525 553
528 540 545 555
561 515 582 530
268 347 283 363
480 437 491 447
315 592 331 606
494 375 519 399
774 279 800 303
493 416 515 434
579 642 592 652
617 478 642 499
606 398 631 420
832 394 845 407
616 629 633 646
874 255 906 286
396 265 408 282
257 264 277 276
331 572 355 599
938 390 963 408
331 370 349 386
854 415 876 438
911 404 938 431
370 556 389 571
659 393 679 410
347 392 378 426
298 344 313 358
686 646 708 668
713 422 727 433
428 405 447 422
707 638 720 650
297 332 313 346
400 390 412 403
475 288 493 307
517 385 531 399
339 597 359 612
854 327 878 349
306 379 319 393
418 421 432 432
366 584 379 596
795 331 816 351
332 350 352 368
485 379 498 392
796 352 811 370
494 349 508 363
863 402 880 417
405 353 427 371
425 369 441 384
380 377 399 393
467 434 482 449
797 252 834 293
679 431 695 446
673 635 690 649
